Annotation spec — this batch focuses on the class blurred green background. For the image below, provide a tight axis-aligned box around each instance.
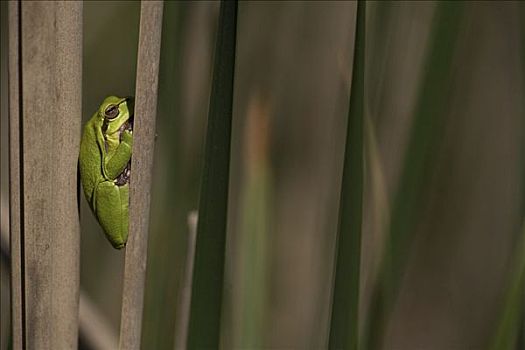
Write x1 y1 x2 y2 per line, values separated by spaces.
2 1 525 349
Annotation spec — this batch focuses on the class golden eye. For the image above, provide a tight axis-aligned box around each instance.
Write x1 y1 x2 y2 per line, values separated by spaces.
104 104 119 119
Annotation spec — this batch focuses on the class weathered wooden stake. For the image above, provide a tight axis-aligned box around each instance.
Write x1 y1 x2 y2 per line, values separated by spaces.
119 1 163 349
9 1 83 348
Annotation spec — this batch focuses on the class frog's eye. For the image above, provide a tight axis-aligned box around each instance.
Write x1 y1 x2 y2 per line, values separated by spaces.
104 104 119 119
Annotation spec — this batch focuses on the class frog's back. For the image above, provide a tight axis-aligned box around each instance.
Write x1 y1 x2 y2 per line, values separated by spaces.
79 115 103 207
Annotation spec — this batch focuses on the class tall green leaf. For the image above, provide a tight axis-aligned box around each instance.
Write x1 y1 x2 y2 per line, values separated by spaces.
187 1 238 348
329 1 365 349
363 3 464 349
490 4 525 349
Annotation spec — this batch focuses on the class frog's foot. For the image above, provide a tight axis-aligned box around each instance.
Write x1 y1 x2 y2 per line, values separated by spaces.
95 181 129 249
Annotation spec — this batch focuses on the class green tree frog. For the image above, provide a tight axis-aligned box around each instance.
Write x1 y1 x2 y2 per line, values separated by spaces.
79 96 134 249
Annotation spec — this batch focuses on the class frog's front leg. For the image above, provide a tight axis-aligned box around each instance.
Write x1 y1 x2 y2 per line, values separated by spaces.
94 180 129 249
103 130 133 180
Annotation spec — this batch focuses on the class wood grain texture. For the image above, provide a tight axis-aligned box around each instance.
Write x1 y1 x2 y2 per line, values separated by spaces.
1 2 11 348
8 1 22 348
16 1 83 348
119 2 163 349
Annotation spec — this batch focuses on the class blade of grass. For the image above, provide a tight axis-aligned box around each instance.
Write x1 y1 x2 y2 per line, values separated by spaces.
518 3 525 349
362 3 464 349
233 94 272 349
186 1 237 348
328 1 365 349
490 4 525 349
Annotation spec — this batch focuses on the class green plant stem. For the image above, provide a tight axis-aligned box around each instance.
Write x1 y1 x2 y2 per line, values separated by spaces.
490 4 525 349
362 3 464 349
187 1 238 348
328 1 365 349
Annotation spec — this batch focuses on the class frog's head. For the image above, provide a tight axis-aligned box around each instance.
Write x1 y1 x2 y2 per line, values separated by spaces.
98 95 134 136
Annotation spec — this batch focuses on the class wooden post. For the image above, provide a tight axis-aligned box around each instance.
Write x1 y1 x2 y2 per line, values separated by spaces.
8 2 23 348
9 1 82 348
119 1 163 349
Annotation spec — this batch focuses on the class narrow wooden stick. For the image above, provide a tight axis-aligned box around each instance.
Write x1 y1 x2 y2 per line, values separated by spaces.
10 1 83 348
119 2 163 349
8 2 23 348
